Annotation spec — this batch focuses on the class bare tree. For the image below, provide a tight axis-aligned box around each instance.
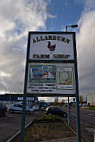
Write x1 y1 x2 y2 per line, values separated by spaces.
79 95 83 103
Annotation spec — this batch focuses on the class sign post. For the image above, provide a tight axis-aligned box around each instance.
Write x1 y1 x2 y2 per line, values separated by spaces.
68 97 70 125
21 31 81 142
74 34 81 142
20 33 30 142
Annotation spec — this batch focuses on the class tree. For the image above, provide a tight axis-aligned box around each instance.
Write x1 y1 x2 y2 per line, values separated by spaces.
79 95 83 103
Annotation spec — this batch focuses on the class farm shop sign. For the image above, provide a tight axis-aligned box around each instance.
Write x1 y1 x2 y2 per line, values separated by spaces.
29 33 74 60
32 35 71 44
32 54 70 59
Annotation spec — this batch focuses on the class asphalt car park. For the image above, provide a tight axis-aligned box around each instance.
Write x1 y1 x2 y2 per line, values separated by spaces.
0 110 44 142
0 105 68 142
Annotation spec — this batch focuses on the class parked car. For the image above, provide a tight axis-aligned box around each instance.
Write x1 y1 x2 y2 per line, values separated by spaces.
4 102 13 108
45 106 67 118
32 105 39 111
41 106 47 111
39 102 48 108
8 103 34 114
0 102 7 117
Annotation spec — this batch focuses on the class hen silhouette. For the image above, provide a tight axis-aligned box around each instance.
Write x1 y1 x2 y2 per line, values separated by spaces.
47 41 56 51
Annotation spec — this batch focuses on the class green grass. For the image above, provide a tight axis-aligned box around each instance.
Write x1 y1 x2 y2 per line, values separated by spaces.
89 106 95 110
35 114 61 121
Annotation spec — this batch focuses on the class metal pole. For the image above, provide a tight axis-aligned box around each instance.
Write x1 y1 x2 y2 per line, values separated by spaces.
74 33 81 142
68 97 70 125
66 26 68 32
20 32 30 142
76 92 81 142
20 94 26 142
10 94 11 102
10 91 11 103
66 25 78 32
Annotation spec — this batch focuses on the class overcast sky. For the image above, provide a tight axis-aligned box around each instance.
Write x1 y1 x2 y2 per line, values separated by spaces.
0 0 95 101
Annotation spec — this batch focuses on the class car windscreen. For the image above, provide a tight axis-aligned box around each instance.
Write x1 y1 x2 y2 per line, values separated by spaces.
14 104 23 107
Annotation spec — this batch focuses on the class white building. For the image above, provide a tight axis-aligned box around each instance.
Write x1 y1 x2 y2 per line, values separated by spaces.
87 93 95 106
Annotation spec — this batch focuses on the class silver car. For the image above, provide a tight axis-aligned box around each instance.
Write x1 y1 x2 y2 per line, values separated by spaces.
8 103 34 114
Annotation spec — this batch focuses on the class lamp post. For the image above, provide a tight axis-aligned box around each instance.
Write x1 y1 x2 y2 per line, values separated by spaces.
66 24 78 32
10 91 11 102
66 24 81 142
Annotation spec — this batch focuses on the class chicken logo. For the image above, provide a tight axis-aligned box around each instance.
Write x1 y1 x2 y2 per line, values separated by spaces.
47 41 56 51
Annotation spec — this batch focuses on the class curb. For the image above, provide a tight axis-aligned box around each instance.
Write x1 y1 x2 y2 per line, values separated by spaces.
6 130 21 142
6 121 33 142
64 121 77 136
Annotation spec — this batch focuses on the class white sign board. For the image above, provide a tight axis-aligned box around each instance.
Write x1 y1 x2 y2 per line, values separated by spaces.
18 97 34 101
29 33 74 60
27 63 76 94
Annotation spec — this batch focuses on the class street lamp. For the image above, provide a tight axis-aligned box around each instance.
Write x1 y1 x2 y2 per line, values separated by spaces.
65 24 81 142
66 24 78 32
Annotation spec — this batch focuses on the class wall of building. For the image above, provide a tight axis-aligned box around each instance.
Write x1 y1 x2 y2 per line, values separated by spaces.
87 94 95 106
0 94 38 107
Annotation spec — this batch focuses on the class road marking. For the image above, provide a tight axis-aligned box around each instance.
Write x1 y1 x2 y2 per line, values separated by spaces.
85 127 94 133
88 113 95 116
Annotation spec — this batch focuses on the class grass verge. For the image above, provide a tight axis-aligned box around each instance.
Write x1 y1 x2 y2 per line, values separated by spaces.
13 115 76 142
89 106 95 110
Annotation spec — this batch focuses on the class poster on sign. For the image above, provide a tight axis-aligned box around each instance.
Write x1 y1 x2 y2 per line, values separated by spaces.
27 63 75 95
57 66 74 90
29 64 56 83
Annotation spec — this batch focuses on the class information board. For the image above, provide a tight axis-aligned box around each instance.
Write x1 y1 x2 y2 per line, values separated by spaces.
27 63 75 95
26 32 76 96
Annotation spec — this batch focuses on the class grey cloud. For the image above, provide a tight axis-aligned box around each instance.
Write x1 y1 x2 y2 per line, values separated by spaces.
77 11 95 98
0 38 25 93
0 0 54 93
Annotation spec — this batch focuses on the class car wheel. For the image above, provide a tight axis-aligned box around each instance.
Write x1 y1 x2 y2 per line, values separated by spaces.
9 109 14 113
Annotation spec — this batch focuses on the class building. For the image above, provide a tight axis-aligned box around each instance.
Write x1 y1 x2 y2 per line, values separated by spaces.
0 93 38 107
87 93 95 106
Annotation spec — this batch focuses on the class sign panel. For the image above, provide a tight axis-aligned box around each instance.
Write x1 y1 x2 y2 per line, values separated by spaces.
29 33 74 60
27 63 76 94
57 66 74 90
